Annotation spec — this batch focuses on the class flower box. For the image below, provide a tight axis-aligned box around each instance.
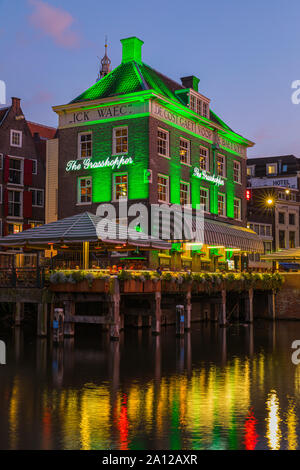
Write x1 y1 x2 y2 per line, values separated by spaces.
50 279 109 293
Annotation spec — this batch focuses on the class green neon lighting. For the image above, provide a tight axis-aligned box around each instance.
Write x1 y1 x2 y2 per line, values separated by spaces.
121 37 144 64
62 112 150 129
66 156 134 172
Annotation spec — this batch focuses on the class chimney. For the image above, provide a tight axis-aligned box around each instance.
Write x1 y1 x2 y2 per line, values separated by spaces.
180 76 200 92
120 36 144 64
11 97 21 112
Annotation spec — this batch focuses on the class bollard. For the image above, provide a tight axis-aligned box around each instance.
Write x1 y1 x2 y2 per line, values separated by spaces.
53 308 64 343
176 305 185 337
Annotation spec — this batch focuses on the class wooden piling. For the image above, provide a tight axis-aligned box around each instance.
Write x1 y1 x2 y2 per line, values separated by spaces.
109 278 121 341
63 300 75 336
268 289 276 321
151 291 161 335
14 302 23 327
185 288 192 331
219 289 227 326
37 303 48 337
245 288 254 323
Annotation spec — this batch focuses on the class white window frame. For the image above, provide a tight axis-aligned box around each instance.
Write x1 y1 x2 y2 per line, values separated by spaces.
266 163 277 175
157 174 169 203
10 130 22 148
199 146 209 171
31 159 37 175
8 156 24 186
29 188 44 207
77 176 92 205
112 126 128 156
157 128 170 158
180 181 190 205
216 153 226 178
233 160 241 184
113 172 128 201
179 137 191 165
218 192 226 217
7 188 23 219
233 197 241 220
200 187 209 212
77 132 92 160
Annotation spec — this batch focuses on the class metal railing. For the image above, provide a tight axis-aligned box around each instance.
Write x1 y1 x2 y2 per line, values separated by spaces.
0 267 45 288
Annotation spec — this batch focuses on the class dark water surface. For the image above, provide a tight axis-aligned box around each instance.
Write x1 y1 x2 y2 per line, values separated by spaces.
0 320 300 450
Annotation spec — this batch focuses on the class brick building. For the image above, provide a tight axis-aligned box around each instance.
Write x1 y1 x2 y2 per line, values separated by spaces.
47 36 261 270
0 97 56 238
247 155 300 253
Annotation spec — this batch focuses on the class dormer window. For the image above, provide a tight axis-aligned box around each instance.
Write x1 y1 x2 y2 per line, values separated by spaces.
189 91 210 119
266 163 277 175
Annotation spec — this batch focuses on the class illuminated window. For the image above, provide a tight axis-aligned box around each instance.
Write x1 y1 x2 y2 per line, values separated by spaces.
78 133 92 159
180 138 190 165
157 128 169 157
8 190 22 217
180 181 190 205
200 187 209 212
113 173 128 200
29 221 43 229
264 241 272 254
279 230 285 248
158 174 169 203
10 130 22 147
199 146 209 171
9 158 23 185
266 163 277 175
234 198 241 220
216 154 226 177
113 127 128 155
247 165 255 176
30 189 44 207
289 231 296 248
218 192 226 217
78 177 92 204
233 160 241 183
7 223 22 235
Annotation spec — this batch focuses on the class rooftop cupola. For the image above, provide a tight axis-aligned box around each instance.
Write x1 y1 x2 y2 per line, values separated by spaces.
97 38 112 81
120 36 144 64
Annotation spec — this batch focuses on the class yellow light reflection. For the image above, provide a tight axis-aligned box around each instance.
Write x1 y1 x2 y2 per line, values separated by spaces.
266 390 281 450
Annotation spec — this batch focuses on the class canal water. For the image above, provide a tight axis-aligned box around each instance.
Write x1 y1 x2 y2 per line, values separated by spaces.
0 320 300 450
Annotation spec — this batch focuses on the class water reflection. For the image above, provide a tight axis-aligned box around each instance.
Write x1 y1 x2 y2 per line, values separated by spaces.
1 321 300 449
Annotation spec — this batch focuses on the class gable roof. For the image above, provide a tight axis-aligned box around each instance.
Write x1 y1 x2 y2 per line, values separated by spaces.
27 121 56 139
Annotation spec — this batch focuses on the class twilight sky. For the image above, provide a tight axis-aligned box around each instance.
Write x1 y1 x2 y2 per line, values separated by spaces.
1 0 300 158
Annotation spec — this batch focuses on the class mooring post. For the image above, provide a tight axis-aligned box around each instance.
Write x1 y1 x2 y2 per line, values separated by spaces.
152 291 161 335
109 277 121 341
63 300 75 337
176 305 185 337
219 289 227 326
37 303 48 337
245 288 254 323
14 302 23 327
185 288 192 331
268 289 276 321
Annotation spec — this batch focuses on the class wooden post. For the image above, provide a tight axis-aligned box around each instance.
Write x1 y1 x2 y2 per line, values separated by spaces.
268 290 276 321
176 305 185 337
245 288 254 323
109 278 121 341
63 300 75 336
152 291 161 335
37 303 48 337
185 288 192 331
219 289 227 326
14 302 23 327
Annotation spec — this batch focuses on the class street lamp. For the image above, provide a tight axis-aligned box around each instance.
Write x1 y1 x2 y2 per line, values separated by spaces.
266 197 274 207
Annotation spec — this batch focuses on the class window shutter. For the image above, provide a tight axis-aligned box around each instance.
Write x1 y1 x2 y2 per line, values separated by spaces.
23 191 32 218
3 189 8 216
4 156 9 183
24 159 33 186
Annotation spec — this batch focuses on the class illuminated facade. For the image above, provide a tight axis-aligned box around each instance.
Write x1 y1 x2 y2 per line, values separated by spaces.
48 36 260 269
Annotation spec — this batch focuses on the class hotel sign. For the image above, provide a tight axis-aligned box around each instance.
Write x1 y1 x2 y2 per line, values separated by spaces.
250 176 298 189
193 168 224 186
58 102 148 128
66 156 134 172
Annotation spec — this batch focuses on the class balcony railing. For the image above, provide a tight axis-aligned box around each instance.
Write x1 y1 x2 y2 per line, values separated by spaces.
0 268 45 288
